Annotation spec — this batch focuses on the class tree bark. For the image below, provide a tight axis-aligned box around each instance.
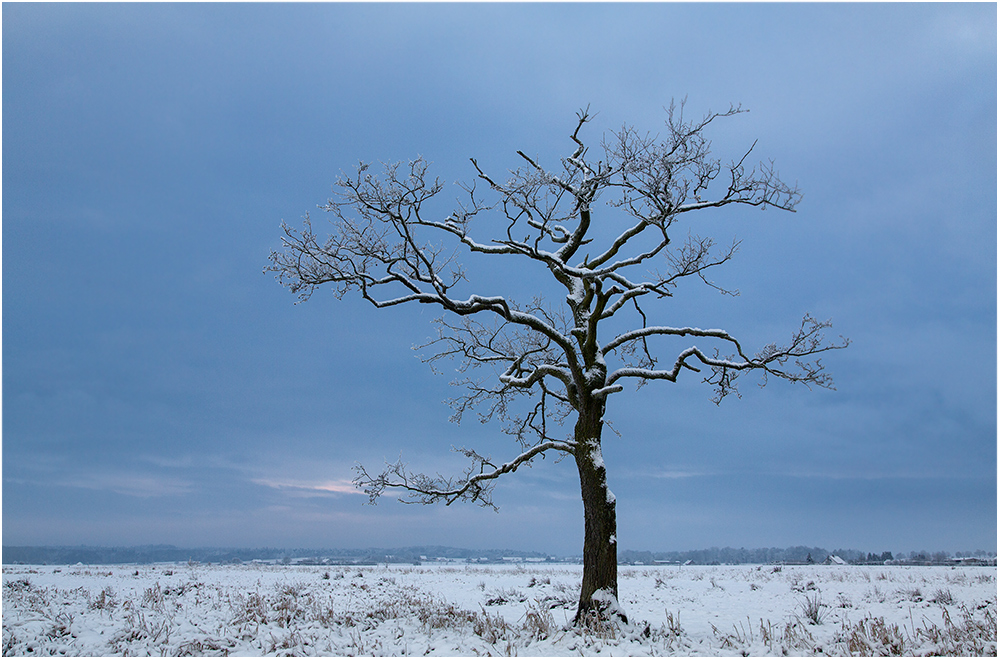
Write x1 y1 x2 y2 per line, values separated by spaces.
573 401 626 624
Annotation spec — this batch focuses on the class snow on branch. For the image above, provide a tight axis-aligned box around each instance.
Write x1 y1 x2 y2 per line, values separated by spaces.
413 306 578 448
603 100 801 230
271 105 847 510
605 315 849 403
266 159 580 362
353 441 575 510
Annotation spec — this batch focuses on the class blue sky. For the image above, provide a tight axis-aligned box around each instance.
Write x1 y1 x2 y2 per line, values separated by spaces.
3 3 996 556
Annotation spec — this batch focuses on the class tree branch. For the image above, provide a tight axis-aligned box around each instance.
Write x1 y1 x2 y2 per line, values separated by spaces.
353 440 575 510
606 315 849 403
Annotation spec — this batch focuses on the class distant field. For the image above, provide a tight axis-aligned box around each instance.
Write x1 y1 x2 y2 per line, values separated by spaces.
3 562 995 656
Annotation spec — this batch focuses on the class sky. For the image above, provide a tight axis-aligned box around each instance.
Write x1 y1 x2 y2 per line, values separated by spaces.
3 3 996 557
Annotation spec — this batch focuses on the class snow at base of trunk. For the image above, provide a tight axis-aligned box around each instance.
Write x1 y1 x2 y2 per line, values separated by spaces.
590 586 626 618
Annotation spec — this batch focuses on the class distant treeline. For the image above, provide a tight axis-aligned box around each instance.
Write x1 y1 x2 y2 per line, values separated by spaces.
618 547 997 565
619 547 868 565
3 544 995 566
1 545 549 566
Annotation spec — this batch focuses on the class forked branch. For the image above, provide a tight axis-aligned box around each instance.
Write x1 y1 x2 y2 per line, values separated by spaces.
606 315 849 403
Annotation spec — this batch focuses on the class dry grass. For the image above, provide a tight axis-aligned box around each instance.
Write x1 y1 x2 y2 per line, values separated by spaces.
3 564 996 656
711 617 818 656
912 603 997 656
799 592 827 625
833 602 997 656
838 616 907 656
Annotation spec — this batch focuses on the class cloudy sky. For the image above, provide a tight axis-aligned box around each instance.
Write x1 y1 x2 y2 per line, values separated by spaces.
4 3 996 556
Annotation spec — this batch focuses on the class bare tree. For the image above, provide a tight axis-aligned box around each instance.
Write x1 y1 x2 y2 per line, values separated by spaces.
267 103 848 624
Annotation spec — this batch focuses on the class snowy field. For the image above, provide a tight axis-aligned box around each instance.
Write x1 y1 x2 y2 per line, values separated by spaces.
2 562 995 656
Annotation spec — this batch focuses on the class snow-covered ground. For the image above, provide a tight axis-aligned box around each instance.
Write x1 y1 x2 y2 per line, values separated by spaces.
2 562 995 656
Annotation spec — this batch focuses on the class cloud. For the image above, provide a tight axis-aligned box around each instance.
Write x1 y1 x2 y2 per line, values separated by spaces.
622 467 714 480
62 473 194 498
252 477 362 497
651 470 711 480
934 9 997 54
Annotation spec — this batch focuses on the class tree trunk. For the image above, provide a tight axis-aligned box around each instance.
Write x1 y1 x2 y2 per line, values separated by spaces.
573 401 626 624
